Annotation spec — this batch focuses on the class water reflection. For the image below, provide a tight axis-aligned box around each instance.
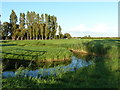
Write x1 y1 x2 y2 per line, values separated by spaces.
2 56 93 78
3 59 71 71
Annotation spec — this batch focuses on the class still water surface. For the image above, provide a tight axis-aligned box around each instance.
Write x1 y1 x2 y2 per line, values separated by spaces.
2 56 93 78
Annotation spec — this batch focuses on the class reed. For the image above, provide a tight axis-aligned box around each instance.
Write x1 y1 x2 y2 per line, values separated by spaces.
1 39 119 88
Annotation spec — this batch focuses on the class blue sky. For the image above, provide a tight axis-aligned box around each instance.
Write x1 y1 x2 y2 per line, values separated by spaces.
1 2 118 37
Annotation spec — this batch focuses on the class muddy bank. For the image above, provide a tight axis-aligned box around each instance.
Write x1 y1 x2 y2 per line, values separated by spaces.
70 49 88 55
70 49 106 56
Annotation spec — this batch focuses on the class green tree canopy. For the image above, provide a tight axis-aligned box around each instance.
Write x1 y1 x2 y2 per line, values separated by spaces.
1 10 72 40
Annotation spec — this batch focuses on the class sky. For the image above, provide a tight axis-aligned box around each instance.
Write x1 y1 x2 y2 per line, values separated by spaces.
1 1 118 37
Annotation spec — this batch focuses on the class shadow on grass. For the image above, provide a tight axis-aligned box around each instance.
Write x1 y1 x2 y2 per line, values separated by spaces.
56 40 118 88
1 48 47 58
0 40 11 43
0 44 17 46
2 40 119 88
2 48 47 71
2 77 61 88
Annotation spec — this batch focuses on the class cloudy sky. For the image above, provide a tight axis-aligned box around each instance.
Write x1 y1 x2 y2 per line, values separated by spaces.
1 1 118 37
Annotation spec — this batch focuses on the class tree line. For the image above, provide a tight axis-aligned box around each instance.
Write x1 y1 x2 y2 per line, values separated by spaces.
1 10 71 40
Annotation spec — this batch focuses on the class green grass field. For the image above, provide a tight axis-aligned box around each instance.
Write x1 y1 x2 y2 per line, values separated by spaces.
1 39 120 88
1 40 74 61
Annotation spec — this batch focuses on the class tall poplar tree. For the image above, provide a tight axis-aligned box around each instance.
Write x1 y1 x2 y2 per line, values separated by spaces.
35 14 41 40
2 22 11 39
19 13 26 40
58 25 62 39
3 10 66 40
19 13 25 29
10 10 18 40
26 11 32 40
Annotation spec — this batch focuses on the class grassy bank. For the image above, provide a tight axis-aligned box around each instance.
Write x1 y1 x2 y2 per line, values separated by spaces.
1 39 91 61
2 46 72 61
1 40 74 62
1 39 94 64
1 39 120 88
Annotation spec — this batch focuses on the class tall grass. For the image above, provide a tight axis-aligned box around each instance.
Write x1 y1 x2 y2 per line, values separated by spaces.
1 39 92 61
1 39 119 88
1 39 119 62
2 46 72 61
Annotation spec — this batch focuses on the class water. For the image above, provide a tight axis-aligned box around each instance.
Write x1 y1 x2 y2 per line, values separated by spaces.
2 56 93 78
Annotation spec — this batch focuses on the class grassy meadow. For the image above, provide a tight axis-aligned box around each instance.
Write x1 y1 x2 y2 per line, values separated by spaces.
1 39 120 88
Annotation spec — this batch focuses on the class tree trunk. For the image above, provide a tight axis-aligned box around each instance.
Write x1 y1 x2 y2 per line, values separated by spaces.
12 37 15 40
41 35 43 40
30 36 32 40
36 36 38 40
17 36 20 40
27 33 29 40
21 37 23 40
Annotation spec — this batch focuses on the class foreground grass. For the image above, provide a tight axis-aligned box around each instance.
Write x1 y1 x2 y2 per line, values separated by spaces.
2 56 119 88
1 39 120 88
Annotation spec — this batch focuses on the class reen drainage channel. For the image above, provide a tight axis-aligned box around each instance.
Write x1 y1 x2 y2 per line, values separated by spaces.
2 56 93 78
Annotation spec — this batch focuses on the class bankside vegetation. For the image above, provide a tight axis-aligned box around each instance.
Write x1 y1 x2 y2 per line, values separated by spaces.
0 10 71 40
1 39 89 67
2 39 119 88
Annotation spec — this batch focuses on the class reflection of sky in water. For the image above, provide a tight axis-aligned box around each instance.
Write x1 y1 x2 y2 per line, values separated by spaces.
2 56 93 78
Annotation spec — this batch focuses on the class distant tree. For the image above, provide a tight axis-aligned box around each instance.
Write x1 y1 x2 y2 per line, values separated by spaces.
40 23 44 40
88 35 91 38
0 14 2 40
45 13 49 40
47 15 51 39
61 34 64 39
58 25 62 39
64 33 72 39
41 14 44 23
2 22 11 39
26 11 31 40
19 13 25 29
53 16 58 39
19 13 26 40
2 10 72 40
83 35 87 38
10 10 18 40
0 23 5 40
35 14 40 40
26 11 33 40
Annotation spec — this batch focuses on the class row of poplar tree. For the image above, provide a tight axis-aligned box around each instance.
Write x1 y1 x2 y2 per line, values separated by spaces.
1 10 71 40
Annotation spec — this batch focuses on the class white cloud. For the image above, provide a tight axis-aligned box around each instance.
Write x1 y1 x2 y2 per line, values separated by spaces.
69 23 117 33
69 23 118 37
90 24 108 32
